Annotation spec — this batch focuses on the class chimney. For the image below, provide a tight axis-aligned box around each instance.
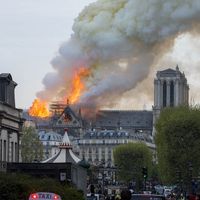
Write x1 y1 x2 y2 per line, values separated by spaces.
0 73 17 107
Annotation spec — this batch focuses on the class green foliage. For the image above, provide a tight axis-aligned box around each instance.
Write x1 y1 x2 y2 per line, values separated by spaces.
21 126 43 162
155 106 200 184
151 163 160 182
0 172 84 200
113 142 153 189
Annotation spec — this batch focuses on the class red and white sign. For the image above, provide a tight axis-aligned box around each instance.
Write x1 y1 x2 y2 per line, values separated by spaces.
29 192 61 200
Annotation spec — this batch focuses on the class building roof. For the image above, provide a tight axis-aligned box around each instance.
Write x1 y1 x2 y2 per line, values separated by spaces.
95 110 153 129
0 73 13 79
42 129 80 164
38 131 62 142
82 129 153 143
55 105 82 128
0 73 17 86
156 66 186 80
84 130 129 138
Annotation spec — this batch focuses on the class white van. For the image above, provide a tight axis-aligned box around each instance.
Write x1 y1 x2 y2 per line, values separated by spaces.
29 192 61 200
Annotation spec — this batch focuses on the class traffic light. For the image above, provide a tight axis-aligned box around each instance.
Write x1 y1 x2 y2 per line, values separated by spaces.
142 167 148 179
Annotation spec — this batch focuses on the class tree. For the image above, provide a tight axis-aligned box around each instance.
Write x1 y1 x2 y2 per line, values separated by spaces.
155 106 200 185
113 142 153 190
0 172 84 200
21 126 43 162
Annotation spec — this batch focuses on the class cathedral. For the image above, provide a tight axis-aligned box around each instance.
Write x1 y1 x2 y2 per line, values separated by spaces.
77 66 189 167
0 66 189 192
31 66 189 168
152 66 189 136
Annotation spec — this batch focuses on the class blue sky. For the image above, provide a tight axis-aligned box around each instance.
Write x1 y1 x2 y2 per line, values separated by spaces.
0 0 95 109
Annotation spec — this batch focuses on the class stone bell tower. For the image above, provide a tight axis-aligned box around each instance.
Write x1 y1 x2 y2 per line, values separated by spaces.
152 66 189 136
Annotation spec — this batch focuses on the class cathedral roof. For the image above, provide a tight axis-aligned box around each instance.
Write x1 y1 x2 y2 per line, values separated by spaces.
156 66 186 79
160 68 176 74
157 68 178 78
55 105 82 128
95 110 153 129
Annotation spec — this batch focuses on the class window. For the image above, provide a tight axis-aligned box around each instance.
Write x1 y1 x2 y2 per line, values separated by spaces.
3 140 6 161
11 142 14 162
88 148 92 161
163 81 167 107
94 148 98 161
170 81 174 106
0 140 2 161
101 149 105 161
108 148 112 160
82 151 85 160
0 139 2 161
0 84 6 102
15 142 18 162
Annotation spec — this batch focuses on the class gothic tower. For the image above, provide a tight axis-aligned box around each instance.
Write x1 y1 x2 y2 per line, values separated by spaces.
152 66 189 136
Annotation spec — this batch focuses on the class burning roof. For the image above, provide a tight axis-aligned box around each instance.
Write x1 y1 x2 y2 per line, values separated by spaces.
30 0 200 114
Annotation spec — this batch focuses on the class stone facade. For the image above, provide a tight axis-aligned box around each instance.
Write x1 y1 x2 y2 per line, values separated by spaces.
0 73 24 170
22 67 189 168
95 110 153 133
78 129 154 167
152 66 189 137
154 66 189 109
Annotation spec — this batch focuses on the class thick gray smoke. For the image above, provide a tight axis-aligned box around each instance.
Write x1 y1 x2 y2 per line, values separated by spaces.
37 0 200 110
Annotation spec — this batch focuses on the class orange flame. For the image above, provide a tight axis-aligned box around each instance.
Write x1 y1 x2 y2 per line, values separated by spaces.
66 67 90 104
28 99 51 118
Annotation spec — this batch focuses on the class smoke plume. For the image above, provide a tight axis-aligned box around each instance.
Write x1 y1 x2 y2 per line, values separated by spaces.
37 0 200 110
